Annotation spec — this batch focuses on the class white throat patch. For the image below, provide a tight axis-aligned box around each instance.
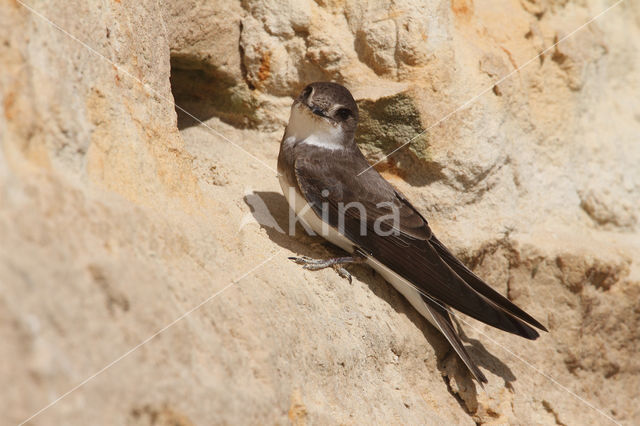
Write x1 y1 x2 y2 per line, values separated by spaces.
283 104 345 150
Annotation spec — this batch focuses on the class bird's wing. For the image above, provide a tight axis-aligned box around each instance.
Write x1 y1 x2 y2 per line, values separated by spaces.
294 152 431 241
429 235 548 332
294 150 544 338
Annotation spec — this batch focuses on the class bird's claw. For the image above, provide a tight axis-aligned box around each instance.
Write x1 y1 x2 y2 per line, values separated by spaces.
333 265 352 283
288 256 353 283
289 256 325 266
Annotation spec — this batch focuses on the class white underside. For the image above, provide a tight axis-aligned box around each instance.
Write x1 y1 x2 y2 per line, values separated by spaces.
365 256 439 329
279 175 438 329
279 175 355 253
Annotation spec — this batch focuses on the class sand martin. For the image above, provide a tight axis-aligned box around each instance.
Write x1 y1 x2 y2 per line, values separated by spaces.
277 81 547 383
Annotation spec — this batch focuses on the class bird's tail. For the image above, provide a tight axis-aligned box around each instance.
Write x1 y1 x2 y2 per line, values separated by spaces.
422 296 488 384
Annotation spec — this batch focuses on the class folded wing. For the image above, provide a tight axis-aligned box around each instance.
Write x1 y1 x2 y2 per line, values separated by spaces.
294 150 546 339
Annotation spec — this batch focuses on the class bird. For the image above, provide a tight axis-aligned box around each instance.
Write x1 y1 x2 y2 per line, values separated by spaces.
277 81 547 383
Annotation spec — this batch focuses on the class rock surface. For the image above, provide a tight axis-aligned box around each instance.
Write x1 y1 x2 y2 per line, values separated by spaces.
1 0 639 424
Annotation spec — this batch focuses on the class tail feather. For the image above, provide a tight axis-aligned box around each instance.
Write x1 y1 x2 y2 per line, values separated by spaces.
423 295 488 384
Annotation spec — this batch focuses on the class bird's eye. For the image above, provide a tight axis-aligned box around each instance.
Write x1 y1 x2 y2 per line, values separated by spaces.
302 86 312 99
336 108 352 120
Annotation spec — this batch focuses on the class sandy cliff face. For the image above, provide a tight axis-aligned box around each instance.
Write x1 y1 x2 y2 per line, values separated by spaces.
1 0 639 424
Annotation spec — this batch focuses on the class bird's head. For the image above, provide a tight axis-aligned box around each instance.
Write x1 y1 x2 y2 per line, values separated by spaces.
285 82 359 149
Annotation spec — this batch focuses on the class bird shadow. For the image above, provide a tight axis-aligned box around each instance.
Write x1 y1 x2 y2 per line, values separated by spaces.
244 190 517 407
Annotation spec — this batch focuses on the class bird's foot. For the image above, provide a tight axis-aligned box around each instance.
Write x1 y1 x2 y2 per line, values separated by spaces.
288 253 366 284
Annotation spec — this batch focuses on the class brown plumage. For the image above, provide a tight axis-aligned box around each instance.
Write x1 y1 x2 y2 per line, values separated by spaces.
278 82 547 383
